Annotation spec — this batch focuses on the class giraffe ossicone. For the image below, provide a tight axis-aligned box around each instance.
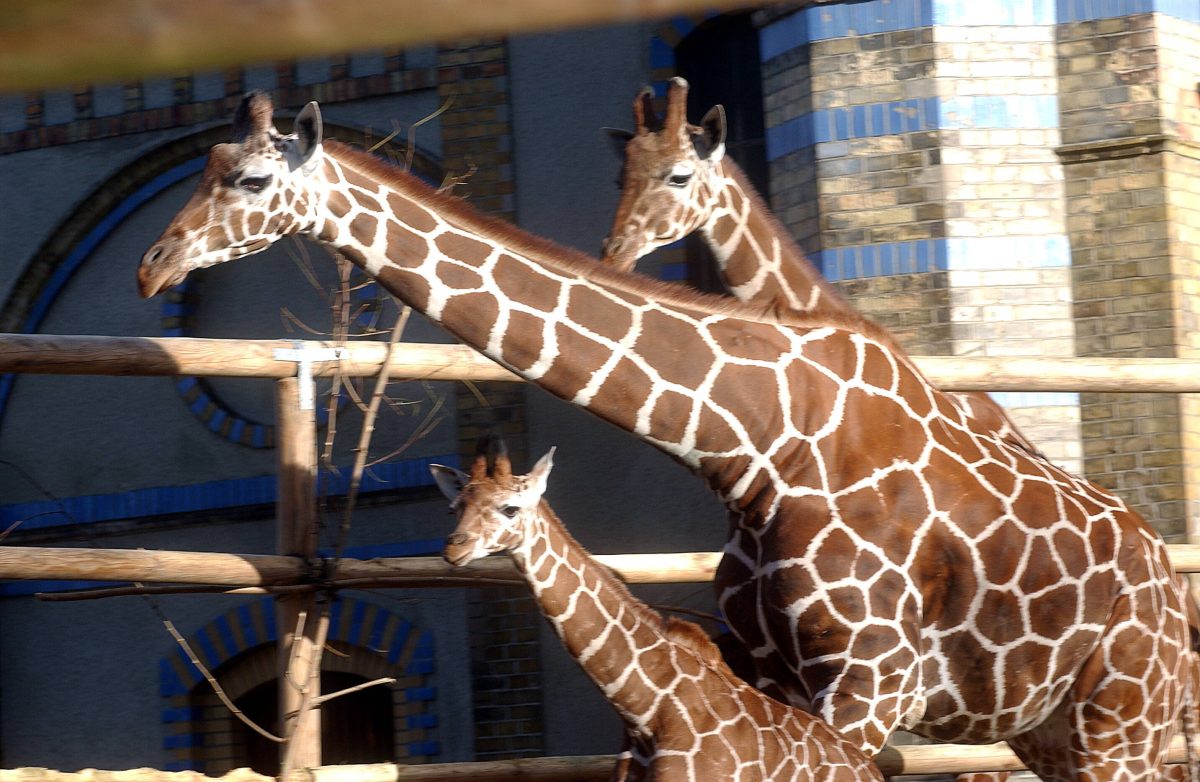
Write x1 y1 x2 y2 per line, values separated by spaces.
139 92 1192 782
433 436 884 782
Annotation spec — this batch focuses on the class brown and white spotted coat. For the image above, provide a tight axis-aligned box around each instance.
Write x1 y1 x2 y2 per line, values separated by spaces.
138 93 1192 782
601 77 1034 453
433 440 882 782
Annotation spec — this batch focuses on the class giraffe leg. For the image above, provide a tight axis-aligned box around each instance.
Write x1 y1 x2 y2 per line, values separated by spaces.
1005 591 1187 782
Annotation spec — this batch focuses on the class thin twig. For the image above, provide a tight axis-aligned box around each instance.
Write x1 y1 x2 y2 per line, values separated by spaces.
365 392 447 468
405 98 453 172
310 676 396 707
320 254 355 470
156 607 285 743
330 305 412 565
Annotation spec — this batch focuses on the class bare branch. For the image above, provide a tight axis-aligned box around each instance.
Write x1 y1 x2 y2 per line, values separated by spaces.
310 676 396 707
154 605 284 743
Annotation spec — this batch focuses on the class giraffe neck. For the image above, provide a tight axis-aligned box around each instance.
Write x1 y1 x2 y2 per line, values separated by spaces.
512 501 691 733
701 160 848 317
306 141 863 513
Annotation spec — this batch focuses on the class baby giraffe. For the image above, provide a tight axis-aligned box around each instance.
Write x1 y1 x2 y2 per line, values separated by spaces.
432 440 882 782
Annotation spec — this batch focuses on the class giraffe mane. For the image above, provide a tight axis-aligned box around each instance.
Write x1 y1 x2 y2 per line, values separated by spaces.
535 498 751 687
663 616 735 673
720 159 854 313
534 499 673 633
320 139 900 349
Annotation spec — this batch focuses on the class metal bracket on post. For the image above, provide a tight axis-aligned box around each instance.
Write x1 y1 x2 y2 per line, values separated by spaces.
273 342 345 411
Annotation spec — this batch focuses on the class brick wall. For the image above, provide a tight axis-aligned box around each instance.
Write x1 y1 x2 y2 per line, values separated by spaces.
436 38 546 760
1057 10 1198 538
0 52 434 154
757 2 1082 474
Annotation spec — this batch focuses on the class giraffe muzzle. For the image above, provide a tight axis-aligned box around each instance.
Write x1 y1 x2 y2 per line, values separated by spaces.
138 241 188 298
599 235 638 273
442 532 477 567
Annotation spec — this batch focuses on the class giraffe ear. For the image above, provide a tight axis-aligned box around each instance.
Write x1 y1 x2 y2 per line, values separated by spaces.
430 464 470 501
294 101 323 165
527 447 556 499
695 104 726 164
602 128 634 163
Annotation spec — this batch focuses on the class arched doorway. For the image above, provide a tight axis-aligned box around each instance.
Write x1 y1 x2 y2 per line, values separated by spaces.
161 598 438 773
236 659 396 774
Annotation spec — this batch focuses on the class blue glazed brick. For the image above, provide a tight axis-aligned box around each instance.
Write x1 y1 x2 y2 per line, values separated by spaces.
860 245 877 277
922 97 939 130
407 740 440 756
407 658 436 675
852 105 867 137
879 244 895 276
834 108 849 140
237 604 259 647
870 103 885 136
814 111 833 144
393 618 417 662
215 615 238 656
406 686 437 702
915 240 931 272
407 713 438 730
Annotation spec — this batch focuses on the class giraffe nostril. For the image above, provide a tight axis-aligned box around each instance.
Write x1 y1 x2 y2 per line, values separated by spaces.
143 244 164 266
446 532 471 547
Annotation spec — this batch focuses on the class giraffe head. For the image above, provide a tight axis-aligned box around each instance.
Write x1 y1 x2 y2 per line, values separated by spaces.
431 438 557 566
600 76 727 272
137 91 324 297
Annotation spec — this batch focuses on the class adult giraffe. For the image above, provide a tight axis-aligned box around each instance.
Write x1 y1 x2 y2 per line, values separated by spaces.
138 93 1191 782
433 437 882 782
600 77 1033 453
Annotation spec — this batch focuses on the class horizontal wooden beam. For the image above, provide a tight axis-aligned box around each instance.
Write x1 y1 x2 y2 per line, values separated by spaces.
0 0 752 92
4 545 1200 589
0 334 515 381
2 733 1192 781
5 334 1200 393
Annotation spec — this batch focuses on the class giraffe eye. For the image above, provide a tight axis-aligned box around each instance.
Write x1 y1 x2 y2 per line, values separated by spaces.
238 174 273 193
500 505 520 519
667 171 692 188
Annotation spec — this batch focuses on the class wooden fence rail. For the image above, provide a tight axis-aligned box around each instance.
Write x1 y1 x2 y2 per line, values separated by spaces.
5 545 1200 588
0 732 1194 781
5 333 1200 392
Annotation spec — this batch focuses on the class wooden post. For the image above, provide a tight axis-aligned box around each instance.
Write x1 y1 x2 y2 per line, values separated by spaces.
275 377 322 774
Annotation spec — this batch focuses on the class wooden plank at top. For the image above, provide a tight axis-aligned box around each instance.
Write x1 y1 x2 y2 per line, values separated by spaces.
0 0 755 92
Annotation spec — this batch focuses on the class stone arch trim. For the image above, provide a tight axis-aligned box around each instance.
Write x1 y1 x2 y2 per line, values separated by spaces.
159 596 438 772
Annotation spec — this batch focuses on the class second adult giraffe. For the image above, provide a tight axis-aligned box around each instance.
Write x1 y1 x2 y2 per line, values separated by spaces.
138 93 1192 782
601 78 1034 452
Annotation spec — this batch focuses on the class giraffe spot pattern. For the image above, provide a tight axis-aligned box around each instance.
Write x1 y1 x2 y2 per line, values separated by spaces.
143 120 1193 782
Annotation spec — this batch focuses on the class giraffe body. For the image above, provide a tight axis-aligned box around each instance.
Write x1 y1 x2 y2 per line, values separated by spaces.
432 440 883 782
139 94 1192 782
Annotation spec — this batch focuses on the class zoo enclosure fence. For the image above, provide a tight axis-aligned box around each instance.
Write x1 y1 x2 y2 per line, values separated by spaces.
0 332 1198 782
